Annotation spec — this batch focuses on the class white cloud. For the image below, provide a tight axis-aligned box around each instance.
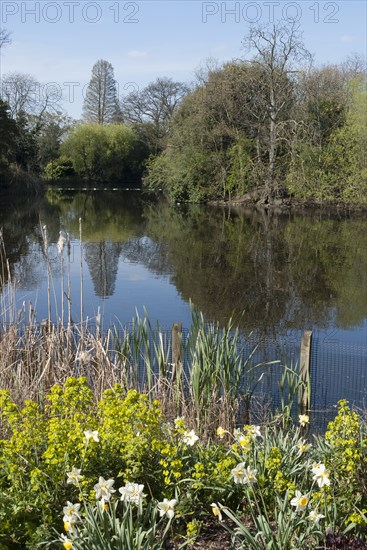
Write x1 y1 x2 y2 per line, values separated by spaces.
127 50 147 58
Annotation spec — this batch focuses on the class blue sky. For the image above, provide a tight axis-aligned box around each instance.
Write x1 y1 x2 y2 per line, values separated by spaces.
1 0 366 118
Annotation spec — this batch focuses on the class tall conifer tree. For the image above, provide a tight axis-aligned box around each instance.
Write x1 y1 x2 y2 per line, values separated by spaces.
83 60 121 124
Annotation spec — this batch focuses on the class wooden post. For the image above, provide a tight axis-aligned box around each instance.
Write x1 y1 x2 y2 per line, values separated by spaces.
171 323 182 383
299 330 312 414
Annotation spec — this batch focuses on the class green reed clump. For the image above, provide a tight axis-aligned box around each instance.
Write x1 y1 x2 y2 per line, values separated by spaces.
184 309 279 436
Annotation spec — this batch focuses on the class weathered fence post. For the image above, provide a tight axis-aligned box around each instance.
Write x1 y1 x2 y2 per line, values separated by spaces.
299 330 313 415
171 323 182 383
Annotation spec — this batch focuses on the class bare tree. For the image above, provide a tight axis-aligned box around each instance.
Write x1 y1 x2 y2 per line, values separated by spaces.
122 77 189 151
341 52 367 79
1 73 40 118
0 29 12 50
243 21 312 203
1 72 61 122
83 59 121 124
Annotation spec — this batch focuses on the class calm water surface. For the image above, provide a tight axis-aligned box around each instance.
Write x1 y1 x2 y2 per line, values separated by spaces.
0 189 366 345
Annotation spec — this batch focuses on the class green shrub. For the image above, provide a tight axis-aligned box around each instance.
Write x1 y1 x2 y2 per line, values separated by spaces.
0 378 166 548
1 379 367 548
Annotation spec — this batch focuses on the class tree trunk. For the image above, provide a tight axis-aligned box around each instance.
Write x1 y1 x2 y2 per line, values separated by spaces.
266 87 277 204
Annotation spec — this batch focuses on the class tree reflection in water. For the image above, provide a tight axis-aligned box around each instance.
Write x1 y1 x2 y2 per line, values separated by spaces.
0 190 366 338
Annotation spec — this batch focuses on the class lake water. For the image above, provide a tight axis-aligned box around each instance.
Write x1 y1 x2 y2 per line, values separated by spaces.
1 189 366 422
1 189 365 340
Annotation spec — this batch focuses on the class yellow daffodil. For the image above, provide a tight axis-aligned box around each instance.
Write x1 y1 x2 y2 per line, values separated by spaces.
60 534 73 550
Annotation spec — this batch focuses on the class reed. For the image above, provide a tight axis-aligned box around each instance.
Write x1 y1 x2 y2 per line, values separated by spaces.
0 227 287 436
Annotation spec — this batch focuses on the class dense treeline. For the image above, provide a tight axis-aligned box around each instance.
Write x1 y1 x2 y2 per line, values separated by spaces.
145 23 366 205
0 53 186 190
1 22 366 204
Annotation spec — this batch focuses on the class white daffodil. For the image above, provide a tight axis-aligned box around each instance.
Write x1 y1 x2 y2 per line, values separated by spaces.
233 428 242 438
232 462 246 484
231 462 257 485
243 466 257 485
60 534 73 550
84 430 99 443
211 502 223 521
311 462 331 488
98 498 109 511
62 501 81 523
216 426 226 439
245 425 261 440
299 414 309 427
290 490 309 511
66 468 82 486
308 510 325 523
158 498 177 519
183 429 199 446
119 482 146 505
297 439 311 455
94 476 116 501
311 462 325 475
63 520 77 536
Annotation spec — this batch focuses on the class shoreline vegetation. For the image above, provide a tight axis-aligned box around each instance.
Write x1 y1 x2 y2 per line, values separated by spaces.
1 22 366 208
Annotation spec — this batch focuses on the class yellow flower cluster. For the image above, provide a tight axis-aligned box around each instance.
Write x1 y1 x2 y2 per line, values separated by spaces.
325 399 363 477
185 519 202 544
159 443 183 486
274 471 296 497
346 509 367 526
265 446 282 471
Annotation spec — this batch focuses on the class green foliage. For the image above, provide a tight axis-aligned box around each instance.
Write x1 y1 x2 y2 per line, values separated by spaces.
0 100 17 175
319 399 367 525
145 55 365 206
37 112 74 170
44 156 76 180
1 378 367 547
13 111 39 174
61 123 147 184
62 498 173 550
325 399 362 477
0 378 166 547
97 387 165 493
144 64 262 203
287 78 367 205
225 138 255 198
